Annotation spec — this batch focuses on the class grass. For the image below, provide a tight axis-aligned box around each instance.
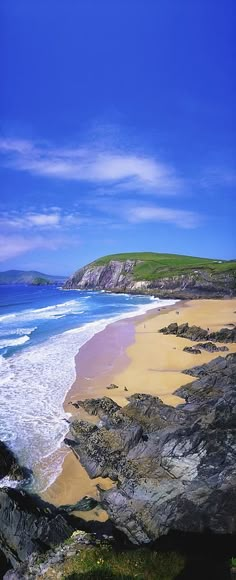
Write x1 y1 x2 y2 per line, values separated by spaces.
59 545 185 580
91 252 236 281
231 557 236 567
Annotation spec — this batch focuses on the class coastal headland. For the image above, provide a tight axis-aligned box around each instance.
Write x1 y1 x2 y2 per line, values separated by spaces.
44 297 236 519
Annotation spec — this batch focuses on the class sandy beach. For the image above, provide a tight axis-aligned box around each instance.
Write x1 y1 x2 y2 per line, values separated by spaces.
43 298 236 518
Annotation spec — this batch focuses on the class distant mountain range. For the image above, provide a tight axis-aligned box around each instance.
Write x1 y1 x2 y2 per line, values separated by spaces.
0 270 67 285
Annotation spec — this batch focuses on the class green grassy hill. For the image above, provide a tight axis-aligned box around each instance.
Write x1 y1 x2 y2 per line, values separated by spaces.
92 252 236 281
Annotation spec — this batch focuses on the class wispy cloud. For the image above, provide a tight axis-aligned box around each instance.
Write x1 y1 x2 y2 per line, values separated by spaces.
0 208 117 234
0 136 183 195
127 205 200 229
0 234 65 262
0 209 83 230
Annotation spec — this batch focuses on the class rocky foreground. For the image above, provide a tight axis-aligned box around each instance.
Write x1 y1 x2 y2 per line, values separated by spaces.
0 444 103 573
1 323 236 577
66 351 236 544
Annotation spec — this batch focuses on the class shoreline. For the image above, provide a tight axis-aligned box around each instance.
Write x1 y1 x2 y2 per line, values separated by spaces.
65 299 182 412
43 297 236 516
43 299 180 514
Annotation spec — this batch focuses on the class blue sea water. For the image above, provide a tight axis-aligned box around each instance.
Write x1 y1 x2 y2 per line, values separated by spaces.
0 285 177 491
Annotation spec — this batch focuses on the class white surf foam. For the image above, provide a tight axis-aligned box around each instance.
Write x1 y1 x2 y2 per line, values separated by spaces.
0 476 22 489
0 299 87 324
0 296 177 492
0 335 30 348
0 326 36 337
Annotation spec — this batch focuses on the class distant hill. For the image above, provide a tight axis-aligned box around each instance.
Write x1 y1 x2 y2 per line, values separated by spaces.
0 270 67 285
64 252 236 299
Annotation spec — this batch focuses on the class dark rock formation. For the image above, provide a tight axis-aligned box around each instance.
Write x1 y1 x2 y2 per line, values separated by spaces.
183 346 201 354
0 441 30 482
183 342 229 354
209 327 236 343
160 322 236 343
0 488 75 568
160 322 208 341
64 259 236 299
196 342 229 353
2 530 103 580
66 353 236 544
72 397 121 423
59 496 99 513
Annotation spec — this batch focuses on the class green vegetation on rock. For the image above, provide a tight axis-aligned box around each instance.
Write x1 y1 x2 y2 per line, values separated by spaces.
0 269 67 285
31 277 50 285
59 545 185 580
92 252 236 281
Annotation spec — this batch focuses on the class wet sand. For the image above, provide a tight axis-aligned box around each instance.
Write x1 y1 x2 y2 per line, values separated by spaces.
43 298 236 516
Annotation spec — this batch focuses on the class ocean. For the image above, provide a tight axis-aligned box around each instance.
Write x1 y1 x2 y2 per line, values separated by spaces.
0 285 177 492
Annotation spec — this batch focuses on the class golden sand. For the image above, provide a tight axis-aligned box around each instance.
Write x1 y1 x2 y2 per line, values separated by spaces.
43 298 236 516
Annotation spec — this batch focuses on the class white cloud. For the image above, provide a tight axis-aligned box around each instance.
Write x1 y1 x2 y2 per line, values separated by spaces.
0 138 34 155
0 211 61 230
127 205 200 229
0 234 62 262
0 137 182 195
0 208 114 233
26 213 60 227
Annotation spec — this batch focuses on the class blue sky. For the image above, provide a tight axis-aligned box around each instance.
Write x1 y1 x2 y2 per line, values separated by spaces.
0 0 235 275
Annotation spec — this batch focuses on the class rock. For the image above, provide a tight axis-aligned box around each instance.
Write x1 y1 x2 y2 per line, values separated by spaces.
0 487 76 568
63 256 236 298
106 383 119 390
66 353 236 544
159 323 236 343
196 342 229 353
209 327 236 343
4 570 25 580
66 414 144 479
160 322 178 334
75 397 121 422
183 347 202 354
0 441 31 482
3 530 110 580
59 496 98 513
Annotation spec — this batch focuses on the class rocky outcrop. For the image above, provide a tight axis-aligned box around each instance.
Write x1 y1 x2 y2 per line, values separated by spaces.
0 483 115 575
3 530 100 580
183 346 202 354
160 322 236 343
195 342 229 352
183 342 229 354
0 488 76 568
64 259 236 298
0 441 31 483
66 353 236 544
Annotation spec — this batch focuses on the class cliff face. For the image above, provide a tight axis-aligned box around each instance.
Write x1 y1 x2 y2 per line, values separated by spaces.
64 259 236 299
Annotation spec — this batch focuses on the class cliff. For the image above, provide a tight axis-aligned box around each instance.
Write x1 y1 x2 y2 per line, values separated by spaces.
64 253 236 298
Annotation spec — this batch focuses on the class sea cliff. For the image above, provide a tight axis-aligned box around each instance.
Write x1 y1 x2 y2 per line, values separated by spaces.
64 253 236 299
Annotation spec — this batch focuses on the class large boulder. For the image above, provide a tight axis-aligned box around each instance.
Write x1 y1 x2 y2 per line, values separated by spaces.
66 353 236 544
0 488 74 568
